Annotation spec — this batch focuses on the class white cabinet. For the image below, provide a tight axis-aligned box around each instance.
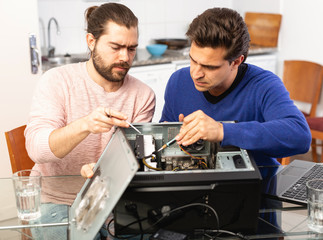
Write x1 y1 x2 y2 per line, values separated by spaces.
173 59 190 70
129 63 175 122
246 53 277 74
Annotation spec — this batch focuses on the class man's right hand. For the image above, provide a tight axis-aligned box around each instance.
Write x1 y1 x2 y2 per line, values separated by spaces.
176 110 224 146
81 163 96 178
49 107 130 159
84 107 129 134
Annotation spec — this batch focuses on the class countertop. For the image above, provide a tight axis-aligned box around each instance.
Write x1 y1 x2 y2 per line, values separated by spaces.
133 45 277 67
41 45 277 71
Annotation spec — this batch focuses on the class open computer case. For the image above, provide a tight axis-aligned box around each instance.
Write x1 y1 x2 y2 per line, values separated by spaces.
69 122 262 239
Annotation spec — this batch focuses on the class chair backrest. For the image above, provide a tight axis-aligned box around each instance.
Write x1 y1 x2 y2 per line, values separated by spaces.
5 125 35 173
283 60 323 117
245 12 282 47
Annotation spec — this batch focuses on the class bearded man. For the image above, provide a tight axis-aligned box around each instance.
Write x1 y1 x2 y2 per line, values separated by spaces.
25 3 155 177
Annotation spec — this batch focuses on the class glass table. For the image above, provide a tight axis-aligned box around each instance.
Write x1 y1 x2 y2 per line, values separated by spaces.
0 171 323 240
0 175 85 240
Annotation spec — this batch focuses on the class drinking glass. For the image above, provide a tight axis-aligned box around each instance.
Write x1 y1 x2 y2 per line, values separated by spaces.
12 169 42 220
307 178 323 233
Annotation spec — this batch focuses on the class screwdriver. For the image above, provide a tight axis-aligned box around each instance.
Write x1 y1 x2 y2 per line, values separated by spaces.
155 137 177 153
125 121 142 135
144 137 177 159
106 111 142 134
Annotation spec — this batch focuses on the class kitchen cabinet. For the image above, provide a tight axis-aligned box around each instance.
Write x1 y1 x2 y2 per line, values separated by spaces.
246 53 277 74
129 63 175 122
173 59 190 70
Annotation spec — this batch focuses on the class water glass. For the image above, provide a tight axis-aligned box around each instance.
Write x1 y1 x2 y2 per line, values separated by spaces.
307 178 323 233
12 169 42 221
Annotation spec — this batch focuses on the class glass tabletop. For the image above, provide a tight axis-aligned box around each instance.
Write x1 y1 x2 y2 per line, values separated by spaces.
1 172 323 239
0 176 85 231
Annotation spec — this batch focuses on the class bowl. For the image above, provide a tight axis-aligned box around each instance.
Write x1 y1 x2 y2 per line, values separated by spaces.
146 44 167 56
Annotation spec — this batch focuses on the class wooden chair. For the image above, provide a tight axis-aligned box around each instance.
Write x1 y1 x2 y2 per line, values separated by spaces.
5 125 35 238
5 125 35 173
306 117 323 162
245 12 282 47
279 60 323 165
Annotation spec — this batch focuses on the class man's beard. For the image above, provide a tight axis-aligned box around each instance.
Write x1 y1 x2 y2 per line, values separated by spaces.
92 47 130 83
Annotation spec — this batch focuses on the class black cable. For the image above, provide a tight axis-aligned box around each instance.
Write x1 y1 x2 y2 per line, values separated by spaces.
134 210 144 240
107 204 249 240
124 203 144 240
107 203 218 238
107 215 149 239
143 203 220 233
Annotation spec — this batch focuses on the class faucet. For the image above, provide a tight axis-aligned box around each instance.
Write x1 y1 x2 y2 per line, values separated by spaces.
47 17 60 58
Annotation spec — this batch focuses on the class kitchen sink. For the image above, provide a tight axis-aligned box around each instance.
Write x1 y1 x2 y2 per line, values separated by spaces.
43 55 89 66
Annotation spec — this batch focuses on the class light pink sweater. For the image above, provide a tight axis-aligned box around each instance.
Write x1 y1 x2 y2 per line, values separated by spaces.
25 62 155 176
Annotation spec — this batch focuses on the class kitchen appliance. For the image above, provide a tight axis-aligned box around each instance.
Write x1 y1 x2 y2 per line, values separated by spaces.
154 39 189 50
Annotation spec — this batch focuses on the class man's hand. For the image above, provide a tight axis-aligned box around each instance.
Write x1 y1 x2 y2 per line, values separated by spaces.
81 163 96 178
49 107 130 159
176 110 224 146
83 107 129 134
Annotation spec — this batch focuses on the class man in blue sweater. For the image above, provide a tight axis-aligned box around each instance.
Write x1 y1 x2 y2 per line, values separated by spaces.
160 8 311 166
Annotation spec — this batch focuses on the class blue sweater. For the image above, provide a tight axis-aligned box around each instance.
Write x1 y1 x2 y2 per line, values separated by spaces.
160 64 311 166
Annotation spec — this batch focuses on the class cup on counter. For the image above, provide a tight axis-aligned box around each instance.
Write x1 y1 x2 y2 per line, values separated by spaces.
12 170 42 221
307 179 323 233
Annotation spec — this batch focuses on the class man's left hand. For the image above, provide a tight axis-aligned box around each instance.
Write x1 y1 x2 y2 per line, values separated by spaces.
81 163 96 178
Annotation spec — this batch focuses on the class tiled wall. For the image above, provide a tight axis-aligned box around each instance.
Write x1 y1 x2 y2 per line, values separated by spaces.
38 0 232 56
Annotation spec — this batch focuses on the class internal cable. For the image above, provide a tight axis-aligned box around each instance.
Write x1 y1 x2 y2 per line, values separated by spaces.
142 158 162 171
179 145 204 160
142 138 208 171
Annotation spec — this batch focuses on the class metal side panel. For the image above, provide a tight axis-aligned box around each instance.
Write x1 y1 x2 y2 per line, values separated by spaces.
69 128 139 240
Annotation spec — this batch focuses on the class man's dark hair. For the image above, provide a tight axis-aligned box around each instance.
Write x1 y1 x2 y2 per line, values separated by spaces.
85 3 138 40
186 8 250 63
